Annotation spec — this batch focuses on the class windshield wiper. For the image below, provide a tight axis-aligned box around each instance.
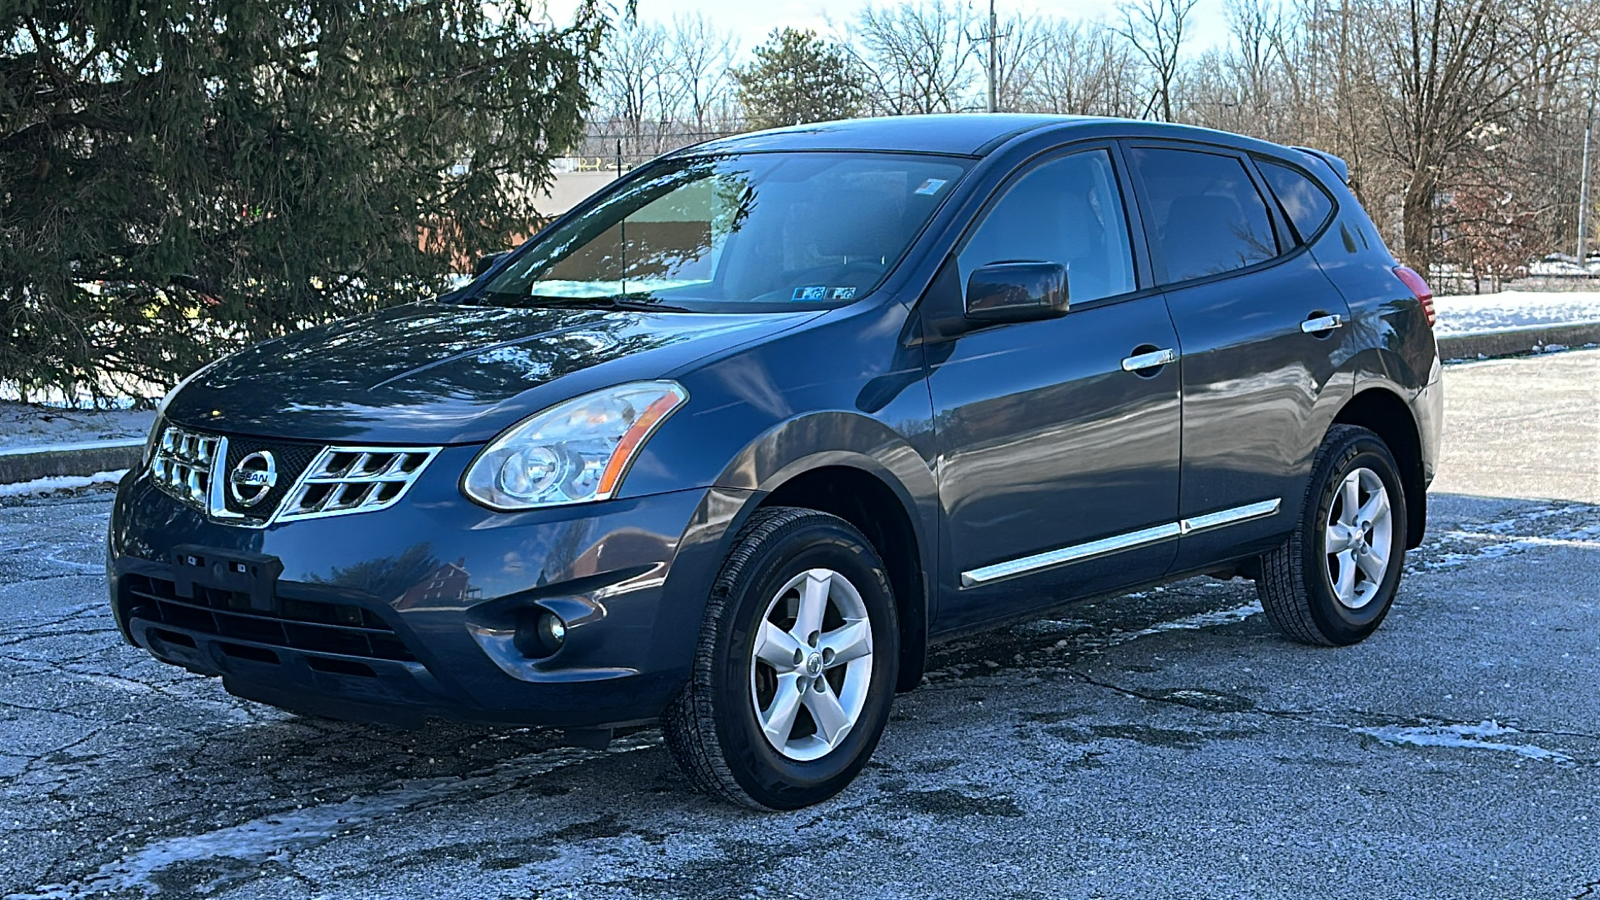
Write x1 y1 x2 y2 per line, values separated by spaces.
473 292 692 313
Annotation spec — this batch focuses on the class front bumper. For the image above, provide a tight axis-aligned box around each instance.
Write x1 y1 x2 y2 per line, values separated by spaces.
108 446 752 728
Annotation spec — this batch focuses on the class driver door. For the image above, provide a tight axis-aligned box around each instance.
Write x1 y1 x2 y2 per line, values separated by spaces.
922 147 1184 629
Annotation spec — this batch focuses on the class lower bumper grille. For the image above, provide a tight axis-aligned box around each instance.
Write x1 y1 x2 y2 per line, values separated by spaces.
123 574 415 663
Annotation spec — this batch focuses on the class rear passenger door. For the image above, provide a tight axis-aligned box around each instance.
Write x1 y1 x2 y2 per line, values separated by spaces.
1123 143 1353 571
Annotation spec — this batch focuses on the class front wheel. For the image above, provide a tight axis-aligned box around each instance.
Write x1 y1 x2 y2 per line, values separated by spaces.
1257 425 1408 646
662 507 899 809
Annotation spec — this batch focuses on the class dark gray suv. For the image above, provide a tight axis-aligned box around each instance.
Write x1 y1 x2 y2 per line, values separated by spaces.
108 115 1443 809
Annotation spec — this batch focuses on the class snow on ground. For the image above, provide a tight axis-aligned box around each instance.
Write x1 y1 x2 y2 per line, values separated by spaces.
0 401 155 453
0 469 129 497
1433 289 1600 336
1353 720 1575 764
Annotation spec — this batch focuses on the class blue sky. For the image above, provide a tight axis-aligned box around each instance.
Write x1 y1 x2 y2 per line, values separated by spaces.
548 0 1232 58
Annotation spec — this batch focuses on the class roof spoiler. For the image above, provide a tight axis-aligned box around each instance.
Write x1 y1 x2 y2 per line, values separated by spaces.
1292 146 1350 184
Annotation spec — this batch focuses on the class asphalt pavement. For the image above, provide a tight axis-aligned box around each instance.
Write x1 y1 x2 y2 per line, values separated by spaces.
1 350 1598 899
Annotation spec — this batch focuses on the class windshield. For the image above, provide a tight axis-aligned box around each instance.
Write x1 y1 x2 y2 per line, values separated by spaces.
475 152 971 310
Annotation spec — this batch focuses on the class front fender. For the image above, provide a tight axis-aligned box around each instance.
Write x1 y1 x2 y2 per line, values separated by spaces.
715 411 939 623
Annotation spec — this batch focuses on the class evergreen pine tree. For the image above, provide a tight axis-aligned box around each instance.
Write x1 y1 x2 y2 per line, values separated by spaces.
733 28 866 132
1 0 606 399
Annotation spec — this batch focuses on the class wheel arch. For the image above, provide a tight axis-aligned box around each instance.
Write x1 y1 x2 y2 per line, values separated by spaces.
756 462 930 693
1331 387 1427 549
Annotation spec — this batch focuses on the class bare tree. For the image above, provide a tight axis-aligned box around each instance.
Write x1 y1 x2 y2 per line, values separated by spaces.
1117 0 1200 121
848 1 978 114
666 13 739 132
597 19 670 155
1028 20 1143 116
1225 0 1284 128
1378 0 1526 271
987 16 1054 112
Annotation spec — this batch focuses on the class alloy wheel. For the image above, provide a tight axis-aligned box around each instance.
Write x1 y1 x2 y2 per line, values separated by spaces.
748 567 874 761
1323 467 1393 610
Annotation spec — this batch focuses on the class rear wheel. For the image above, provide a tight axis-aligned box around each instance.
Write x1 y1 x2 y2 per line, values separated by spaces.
662 507 899 809
1257 425 1408 646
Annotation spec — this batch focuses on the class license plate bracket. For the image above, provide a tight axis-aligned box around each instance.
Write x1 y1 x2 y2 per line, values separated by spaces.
170 545 284 613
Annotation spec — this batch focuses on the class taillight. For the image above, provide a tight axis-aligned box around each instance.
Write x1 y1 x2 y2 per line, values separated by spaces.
1393 265 1435 327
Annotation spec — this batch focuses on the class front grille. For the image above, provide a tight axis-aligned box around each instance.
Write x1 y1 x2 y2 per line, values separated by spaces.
150 426 222 512
144 424 439 526
123 574 416 663
276 447 439 522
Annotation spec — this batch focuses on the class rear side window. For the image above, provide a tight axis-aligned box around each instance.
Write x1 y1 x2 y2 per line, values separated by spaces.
1258 159 1335 242
958 149 1136 303
1130 147 1279 284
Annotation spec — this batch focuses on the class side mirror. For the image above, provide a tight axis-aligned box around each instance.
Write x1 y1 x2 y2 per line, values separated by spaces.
473 251 509 278
964 261 1069 324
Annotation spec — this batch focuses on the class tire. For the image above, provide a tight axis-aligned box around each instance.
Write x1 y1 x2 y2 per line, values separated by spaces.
1257 425 1409 646
662 507 900 809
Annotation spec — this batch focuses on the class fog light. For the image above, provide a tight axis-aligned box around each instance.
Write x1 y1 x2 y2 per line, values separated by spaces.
538 612 566 648
514 608 567 659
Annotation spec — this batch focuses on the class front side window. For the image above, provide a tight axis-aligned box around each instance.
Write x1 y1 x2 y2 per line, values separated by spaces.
478 152 971 310
1130 147 1280 284
1258 158 1336 243
957 149 1136 304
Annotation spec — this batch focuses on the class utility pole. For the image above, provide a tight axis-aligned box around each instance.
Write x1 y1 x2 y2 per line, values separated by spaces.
986 0 998 113
1579 119 1592 266
1580 61 1598 268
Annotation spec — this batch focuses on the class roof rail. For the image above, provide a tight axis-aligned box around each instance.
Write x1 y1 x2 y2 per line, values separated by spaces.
1292 146 1350 184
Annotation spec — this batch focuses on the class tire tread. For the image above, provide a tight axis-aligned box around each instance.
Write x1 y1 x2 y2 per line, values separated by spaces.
662 506 877 808
1257 424 1372 646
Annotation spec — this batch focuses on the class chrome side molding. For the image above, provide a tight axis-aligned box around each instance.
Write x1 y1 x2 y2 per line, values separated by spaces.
962 522 1182 587
960 497 1282 588
1178 498 1281 534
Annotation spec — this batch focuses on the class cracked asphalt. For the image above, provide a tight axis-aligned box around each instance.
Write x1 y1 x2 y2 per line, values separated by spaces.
2 349 1598 899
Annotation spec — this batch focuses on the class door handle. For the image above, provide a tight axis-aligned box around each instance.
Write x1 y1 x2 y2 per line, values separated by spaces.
1121 348 1178 372
1300 313 1344 334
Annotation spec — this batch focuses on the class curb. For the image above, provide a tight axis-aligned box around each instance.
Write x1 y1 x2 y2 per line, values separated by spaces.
0 439 144 485
1437 322 1600 360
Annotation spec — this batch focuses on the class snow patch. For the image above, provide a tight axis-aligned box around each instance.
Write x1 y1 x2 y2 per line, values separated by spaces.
0 400 154 452
1425 517 1600 570
6 736 657 900
1433 289 1600 336
1108 601 1263 646
0 470 128 497
1354 720 1574 763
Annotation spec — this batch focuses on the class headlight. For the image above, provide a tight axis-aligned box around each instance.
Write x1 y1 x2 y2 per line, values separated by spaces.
141 414 165 467
461 381 688 511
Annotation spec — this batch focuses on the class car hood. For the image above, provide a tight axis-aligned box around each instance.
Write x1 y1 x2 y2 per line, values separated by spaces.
164 302 816 444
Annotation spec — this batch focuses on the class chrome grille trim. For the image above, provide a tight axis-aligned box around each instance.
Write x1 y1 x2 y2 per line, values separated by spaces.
275 446 440 523
149 426 224 513
147 427 440 526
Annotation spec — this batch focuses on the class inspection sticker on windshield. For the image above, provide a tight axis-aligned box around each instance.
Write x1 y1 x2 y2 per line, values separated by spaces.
830 287 857 300
914 178 949 196
793 285 829 301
